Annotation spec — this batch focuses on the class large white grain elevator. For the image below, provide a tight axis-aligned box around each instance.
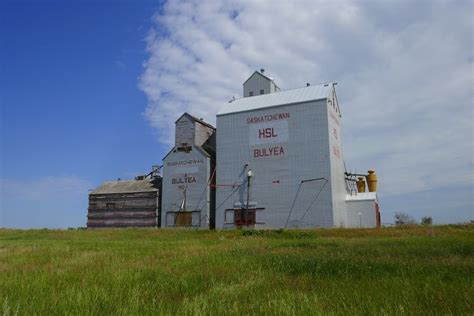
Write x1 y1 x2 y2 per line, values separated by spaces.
215 70 380 229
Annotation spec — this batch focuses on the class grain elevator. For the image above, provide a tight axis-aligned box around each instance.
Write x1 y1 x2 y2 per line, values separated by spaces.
87 70 380 229
215 70 380 229
161 113 216 228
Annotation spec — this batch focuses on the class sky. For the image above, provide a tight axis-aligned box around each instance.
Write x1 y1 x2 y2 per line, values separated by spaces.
1 0 473 228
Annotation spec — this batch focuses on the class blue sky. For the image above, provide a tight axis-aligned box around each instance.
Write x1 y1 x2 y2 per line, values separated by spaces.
1 0 473 228
1 0 166 227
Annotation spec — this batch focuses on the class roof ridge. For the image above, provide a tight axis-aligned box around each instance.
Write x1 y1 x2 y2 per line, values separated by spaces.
218 83 335 116
232 82 334 103
175 112 216 130
242 70 276 86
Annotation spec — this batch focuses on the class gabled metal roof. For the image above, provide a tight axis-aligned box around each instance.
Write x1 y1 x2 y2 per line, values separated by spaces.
218 83 333 116
242 70 281 90
242 70 275 86
90 179 159 195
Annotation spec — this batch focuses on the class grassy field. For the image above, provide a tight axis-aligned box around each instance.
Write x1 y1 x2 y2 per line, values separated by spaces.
1 225 473 315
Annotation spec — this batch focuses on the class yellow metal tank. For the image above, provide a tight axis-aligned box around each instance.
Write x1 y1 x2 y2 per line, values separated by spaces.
367 170 377 192
356 177 366 193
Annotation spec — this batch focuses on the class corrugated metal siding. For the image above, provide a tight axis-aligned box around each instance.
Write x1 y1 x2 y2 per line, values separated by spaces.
345 198 377 228
162 147 211 228
345 192 378 228
270 81 279 93
243 73 271 97
326 86 348 227
219 84 332 116
216 100 334 229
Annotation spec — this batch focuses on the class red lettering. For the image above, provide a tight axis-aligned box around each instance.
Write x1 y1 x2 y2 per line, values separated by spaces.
253 146 285 158
247 112 290 124
258 128 278 138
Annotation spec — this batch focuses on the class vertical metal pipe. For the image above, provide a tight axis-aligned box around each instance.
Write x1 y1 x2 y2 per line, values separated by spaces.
246 175 250 226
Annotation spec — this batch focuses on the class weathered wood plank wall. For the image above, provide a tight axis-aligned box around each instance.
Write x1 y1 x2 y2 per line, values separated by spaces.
87 191 159 228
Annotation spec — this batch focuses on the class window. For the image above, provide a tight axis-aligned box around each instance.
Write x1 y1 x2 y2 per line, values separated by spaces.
249 91 254 96
260 89 264 95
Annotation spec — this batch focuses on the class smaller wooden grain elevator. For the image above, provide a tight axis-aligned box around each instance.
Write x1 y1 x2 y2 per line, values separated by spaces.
161 113 216 228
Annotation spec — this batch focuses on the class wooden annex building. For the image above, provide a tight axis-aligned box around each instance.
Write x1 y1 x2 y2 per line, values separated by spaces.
87 175 161 228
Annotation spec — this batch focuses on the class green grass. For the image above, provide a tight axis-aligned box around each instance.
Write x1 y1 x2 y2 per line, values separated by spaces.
1 225 473 315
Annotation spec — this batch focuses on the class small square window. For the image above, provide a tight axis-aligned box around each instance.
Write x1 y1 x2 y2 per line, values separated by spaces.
260 89 264 95
249 91 254 96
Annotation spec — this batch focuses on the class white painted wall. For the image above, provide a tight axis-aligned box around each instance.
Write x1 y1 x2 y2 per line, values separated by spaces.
162 147 211 228
346 193 378 228
216 99 334 229
327 86 348 227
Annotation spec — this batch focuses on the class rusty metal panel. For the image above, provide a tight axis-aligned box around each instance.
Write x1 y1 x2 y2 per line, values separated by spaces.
175 212 192 227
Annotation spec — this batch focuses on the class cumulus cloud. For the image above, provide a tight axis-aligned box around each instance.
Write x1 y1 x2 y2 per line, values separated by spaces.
139 0 473 200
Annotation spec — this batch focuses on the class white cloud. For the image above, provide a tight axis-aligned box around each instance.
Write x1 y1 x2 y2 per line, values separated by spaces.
139 0 473 199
